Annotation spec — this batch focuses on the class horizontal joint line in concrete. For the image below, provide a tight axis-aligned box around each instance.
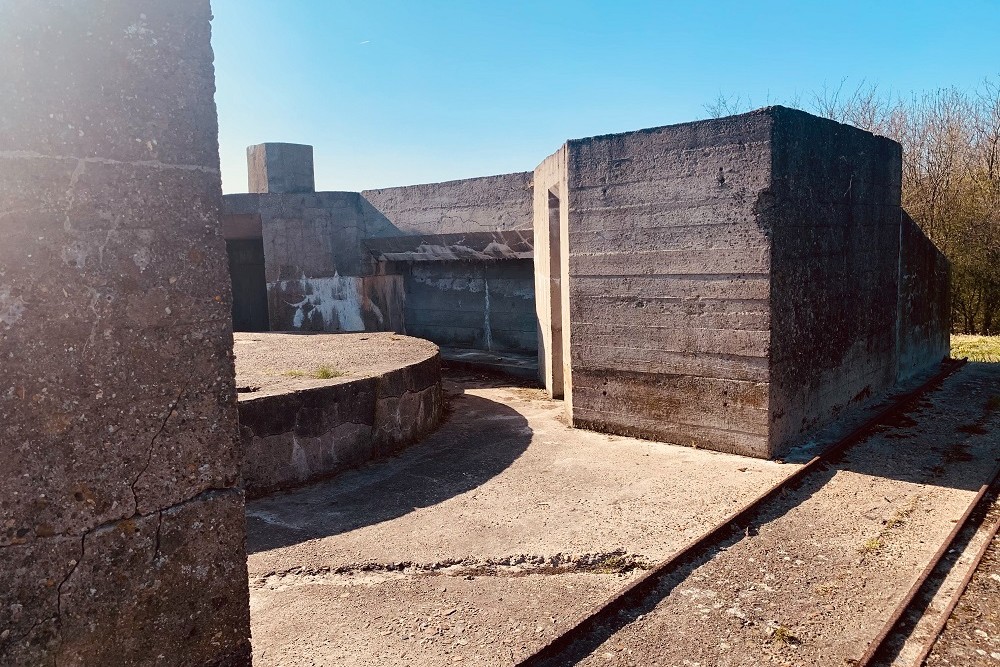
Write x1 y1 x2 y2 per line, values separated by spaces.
572 408 768 438
573 349 768 365
571 199 738 213
575 296 769 306
0 150 221 174
574 370 767 385
573 323 770 334
569 273 769 281
574 249 766 258
575 222 757 234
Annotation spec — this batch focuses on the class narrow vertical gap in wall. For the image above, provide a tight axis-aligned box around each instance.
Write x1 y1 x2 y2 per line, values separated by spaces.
548 188 565 399
227 238 270 332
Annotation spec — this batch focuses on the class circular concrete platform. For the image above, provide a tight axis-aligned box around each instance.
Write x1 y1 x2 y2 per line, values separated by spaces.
234 331 439 397
233 332 443 497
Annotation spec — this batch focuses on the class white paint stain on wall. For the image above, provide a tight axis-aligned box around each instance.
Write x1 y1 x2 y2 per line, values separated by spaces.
483 277 493 351
410 265 486 293
278 273 367 332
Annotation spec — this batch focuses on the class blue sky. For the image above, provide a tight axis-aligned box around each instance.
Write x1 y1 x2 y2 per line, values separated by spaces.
212 1 999 193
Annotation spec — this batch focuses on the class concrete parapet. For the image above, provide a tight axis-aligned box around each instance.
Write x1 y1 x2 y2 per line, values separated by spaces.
235 333 443 496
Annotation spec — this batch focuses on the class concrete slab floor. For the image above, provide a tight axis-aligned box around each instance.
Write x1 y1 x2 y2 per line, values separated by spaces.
247 371 803 665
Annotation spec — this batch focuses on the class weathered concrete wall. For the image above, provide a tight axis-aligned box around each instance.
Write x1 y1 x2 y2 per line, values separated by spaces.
361 172 534 236
361 173 537 352
223 192 405 333
767 108 903 456
545 107 947 459
897 211 950 380
222 170 537 348
0 1 251 664
239 355 443 497
399 259 537 352
559 113 775 456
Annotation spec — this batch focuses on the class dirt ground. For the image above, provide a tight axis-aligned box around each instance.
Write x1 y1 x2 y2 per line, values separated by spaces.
233 332 438 396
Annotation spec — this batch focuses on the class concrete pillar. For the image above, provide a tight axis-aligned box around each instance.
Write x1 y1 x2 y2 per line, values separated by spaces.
532 146 571 406
247 142 315 194
0 1 251 664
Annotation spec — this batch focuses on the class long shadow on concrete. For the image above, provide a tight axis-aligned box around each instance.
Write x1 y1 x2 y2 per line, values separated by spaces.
245 387 532 554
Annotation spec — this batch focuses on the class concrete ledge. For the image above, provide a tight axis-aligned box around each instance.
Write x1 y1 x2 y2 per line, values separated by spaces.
235 333 443 497
364 230 534 262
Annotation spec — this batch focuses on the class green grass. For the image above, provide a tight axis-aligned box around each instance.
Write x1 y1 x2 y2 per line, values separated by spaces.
771 625 800 646
283 365 345 380
313 364 342 379
860 537 885 556
951 335 1000 362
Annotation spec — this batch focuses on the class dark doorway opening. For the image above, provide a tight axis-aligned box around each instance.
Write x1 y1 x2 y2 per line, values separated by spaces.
227 239 269 332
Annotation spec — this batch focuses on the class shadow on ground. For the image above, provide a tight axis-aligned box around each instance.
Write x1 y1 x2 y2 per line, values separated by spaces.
245 386 532 554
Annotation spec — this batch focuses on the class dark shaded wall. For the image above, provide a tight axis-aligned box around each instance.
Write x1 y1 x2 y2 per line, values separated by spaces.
560 113 775 457
240 353 442 497
897 211 950 379
227 238 269 332
399 259 537 352
0 1 251 664
767 108 904 455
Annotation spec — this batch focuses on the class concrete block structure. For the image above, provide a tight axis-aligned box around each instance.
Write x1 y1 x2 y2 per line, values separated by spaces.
1 1 251 663
535 107 949 458
248 142 316 194
223 163 537 353
223 107 949 460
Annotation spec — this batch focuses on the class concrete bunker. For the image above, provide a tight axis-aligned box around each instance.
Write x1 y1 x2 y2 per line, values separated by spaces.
2 1 953 664
533 109 950 459
222 147 537 360
227 109 949 462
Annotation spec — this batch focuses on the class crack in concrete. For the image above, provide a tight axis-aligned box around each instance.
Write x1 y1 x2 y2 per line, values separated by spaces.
152 511 164 564
56 532 85 620
5 487 243 656
130 382 189 514
252 551 653 589
2 617 47 657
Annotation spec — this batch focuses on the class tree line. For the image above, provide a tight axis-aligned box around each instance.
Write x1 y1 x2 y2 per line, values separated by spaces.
706 79 1000 335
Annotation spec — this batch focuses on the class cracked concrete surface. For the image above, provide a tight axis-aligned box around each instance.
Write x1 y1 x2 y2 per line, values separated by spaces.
247 371 801 665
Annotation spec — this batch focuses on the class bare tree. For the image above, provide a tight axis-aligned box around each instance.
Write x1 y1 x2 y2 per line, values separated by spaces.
703 78 1000 334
